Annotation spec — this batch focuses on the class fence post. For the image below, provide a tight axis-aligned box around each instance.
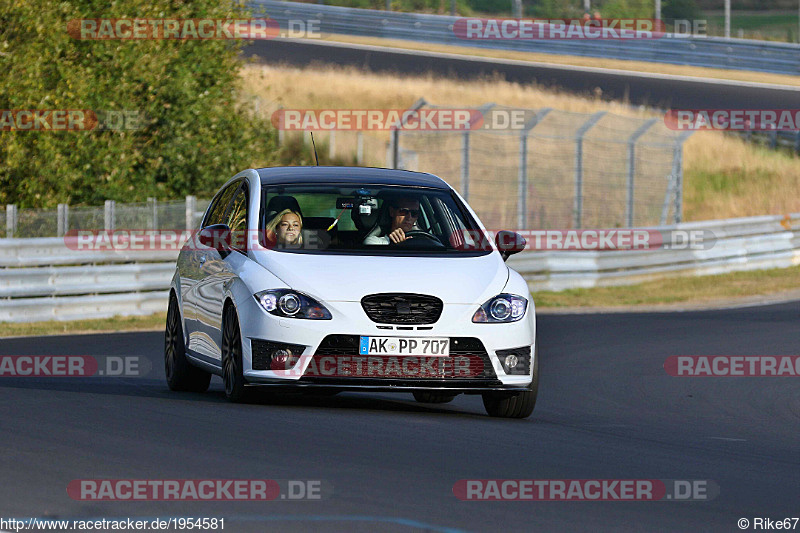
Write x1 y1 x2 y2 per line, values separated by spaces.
57 203 69 237
459 102 496 202
517 108 552 230
674 145 684 224
104 200 115 231
573 111 606 228
357 131 364 165
392 98 427 169
6 204 17 238
518 132 527 230
461 131 470 201
391 129 400 169
185 195 197 230
148 197 158 230
673 131 694 224
626 119 658 227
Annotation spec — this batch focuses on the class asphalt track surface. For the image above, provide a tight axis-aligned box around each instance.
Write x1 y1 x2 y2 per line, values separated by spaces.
244 39 800 110
1 302 799 532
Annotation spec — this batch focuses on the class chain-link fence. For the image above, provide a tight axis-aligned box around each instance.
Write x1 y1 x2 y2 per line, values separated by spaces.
390 102 693 230
273 101 693 230
3 198 210 238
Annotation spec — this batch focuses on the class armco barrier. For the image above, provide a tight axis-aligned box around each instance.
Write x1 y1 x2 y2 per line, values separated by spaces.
509 214 800 291
0 213 798 322
250 0 800 76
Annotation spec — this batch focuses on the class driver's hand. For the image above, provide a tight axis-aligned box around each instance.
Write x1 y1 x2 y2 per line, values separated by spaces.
388 228 412 244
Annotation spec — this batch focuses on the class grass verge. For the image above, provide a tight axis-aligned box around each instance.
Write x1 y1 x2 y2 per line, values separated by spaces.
0 313 166 338
532 265 800 309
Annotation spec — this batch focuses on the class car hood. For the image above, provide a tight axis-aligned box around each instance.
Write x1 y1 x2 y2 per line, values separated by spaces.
251 251 509 304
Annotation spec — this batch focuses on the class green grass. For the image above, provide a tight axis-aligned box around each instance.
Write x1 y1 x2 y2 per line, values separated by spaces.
0 313 166 338
532 265 800 308
703 12 799 41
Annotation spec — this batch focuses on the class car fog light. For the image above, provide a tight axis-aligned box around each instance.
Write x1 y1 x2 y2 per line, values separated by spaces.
272 349 290 364
504 354 519 369
270 349 298 371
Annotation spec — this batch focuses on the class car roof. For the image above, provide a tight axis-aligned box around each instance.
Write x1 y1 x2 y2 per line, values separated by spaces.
256 166 450 190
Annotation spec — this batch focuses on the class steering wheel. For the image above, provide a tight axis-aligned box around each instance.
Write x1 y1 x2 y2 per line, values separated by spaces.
392 230 446 249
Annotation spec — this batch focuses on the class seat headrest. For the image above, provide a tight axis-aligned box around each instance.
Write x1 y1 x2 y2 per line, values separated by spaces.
265 195 303 222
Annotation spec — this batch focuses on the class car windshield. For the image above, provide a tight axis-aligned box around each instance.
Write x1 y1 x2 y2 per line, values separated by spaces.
259 183 492 255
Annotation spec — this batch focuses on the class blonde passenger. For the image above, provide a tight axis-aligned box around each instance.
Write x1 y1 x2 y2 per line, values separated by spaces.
265 209 303 246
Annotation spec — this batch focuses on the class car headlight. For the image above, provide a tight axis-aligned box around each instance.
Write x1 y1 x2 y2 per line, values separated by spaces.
472 294 527 323
255 289 332 320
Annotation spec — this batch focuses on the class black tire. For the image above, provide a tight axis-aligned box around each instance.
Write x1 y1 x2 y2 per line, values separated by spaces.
482 345 539 419
412 391 457 404
165 295 211 393
221 305 248 402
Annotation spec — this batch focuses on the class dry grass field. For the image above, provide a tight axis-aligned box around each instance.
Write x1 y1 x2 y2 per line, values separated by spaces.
241 63 800 222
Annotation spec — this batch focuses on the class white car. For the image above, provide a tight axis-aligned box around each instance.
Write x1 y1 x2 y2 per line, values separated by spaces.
166 167 538 418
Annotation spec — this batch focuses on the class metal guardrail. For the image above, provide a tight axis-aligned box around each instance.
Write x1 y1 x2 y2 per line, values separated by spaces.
509 214 800 291
1 213 799 322
249 0 800 76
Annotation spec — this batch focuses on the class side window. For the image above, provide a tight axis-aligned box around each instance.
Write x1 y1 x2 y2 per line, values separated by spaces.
203 181 240 228
227 184 248 252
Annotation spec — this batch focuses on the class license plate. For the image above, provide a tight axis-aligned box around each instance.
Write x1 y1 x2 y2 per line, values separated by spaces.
359 336 450 356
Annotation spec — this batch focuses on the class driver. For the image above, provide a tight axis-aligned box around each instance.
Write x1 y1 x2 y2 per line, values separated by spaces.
363 197 420 245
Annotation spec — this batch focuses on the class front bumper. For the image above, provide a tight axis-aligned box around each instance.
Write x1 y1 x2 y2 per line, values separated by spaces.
237 296 536 390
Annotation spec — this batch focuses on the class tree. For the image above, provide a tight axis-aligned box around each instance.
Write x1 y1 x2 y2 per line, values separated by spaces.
0 0 278 207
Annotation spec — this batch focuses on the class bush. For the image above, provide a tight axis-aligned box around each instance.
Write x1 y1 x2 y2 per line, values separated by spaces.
597 0 653 19
0 0 279 208
525 0 582 18
663 0 700 21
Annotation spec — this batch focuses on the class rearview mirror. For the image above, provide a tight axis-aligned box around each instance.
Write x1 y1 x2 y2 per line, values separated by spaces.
495 231 527 261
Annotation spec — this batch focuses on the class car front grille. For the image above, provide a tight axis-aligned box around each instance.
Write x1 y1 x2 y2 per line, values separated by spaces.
307 335 497 380
360 293 443 325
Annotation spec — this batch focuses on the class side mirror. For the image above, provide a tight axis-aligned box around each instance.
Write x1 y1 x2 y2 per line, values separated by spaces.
495 230 527 261
198 224 232 252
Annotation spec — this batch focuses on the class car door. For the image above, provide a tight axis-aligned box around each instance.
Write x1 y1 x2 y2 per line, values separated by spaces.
185 180 240 359
192 180 250 363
